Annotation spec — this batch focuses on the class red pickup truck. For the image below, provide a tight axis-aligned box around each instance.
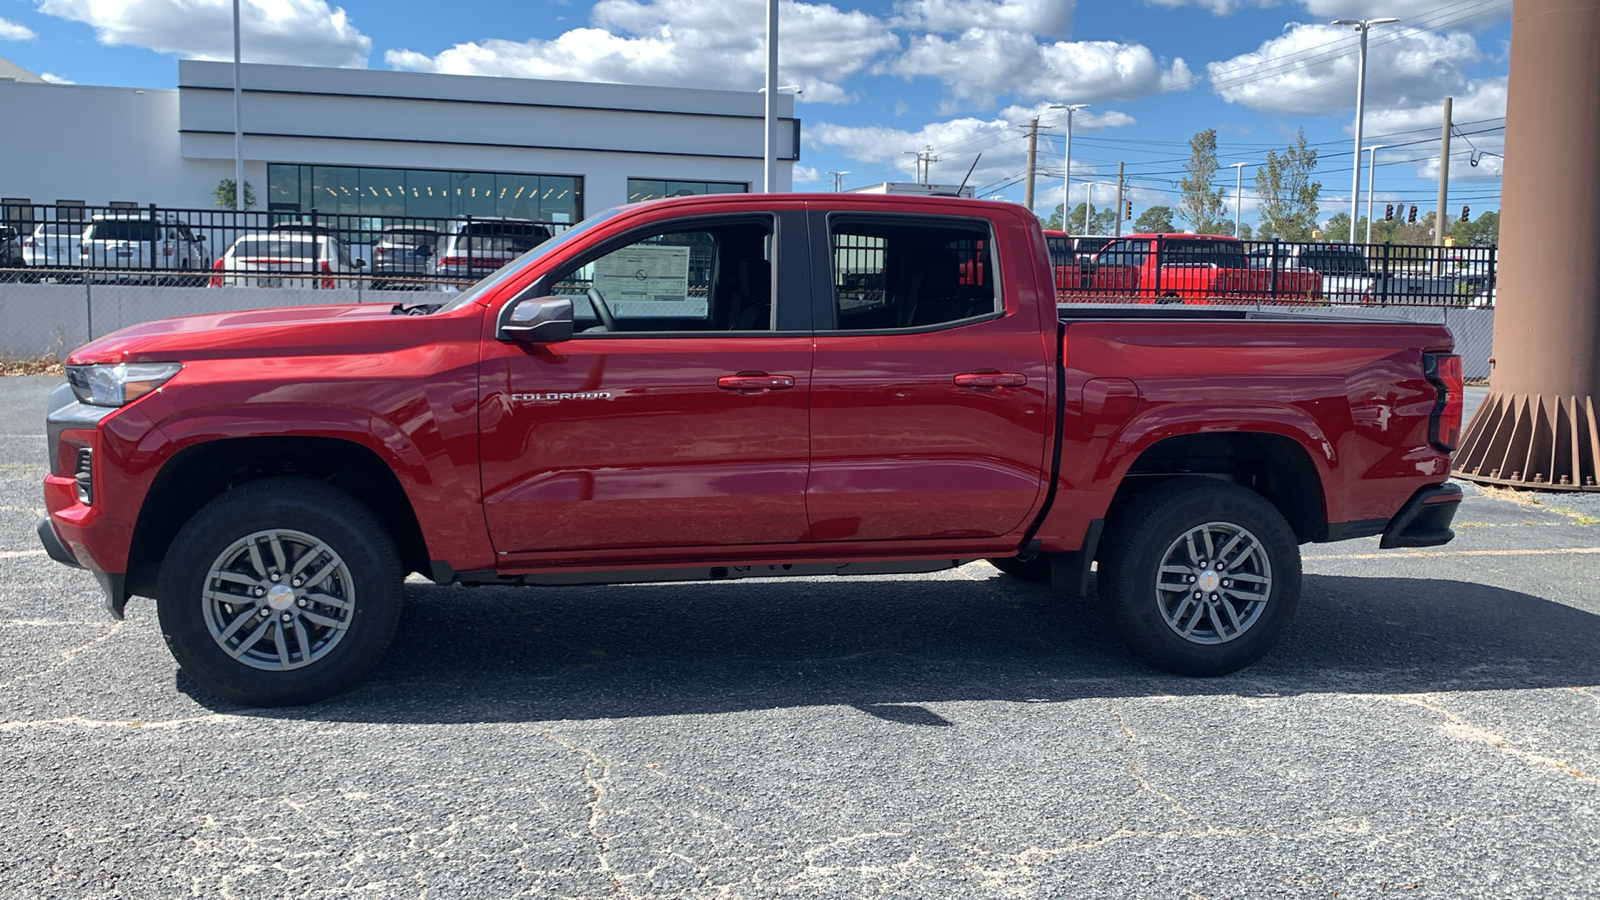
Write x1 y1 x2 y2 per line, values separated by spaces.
1061 233 1324 303
37 194 1463 706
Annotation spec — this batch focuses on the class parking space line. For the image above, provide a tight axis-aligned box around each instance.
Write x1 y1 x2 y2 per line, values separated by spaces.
1309 547 1600 561
0 550 45 559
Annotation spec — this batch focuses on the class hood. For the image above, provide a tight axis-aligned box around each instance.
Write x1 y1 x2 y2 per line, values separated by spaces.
66 302 430 365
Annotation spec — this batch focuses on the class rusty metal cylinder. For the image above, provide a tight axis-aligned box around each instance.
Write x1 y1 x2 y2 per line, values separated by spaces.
1453 0 1600 490
1490 0 1600 396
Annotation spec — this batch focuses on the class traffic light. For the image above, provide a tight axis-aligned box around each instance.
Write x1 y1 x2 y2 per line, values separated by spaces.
1125 200 1133 220
1408 205 1418 224
1460 205 1471 223
1384 203 1394 221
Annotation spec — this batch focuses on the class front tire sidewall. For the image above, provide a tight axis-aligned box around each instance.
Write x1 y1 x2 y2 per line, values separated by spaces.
1100 480 1300 676
156 480 403 706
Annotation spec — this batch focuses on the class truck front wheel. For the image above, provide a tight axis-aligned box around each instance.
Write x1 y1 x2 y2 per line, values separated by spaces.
155 478 404 706
1097 478 1300 676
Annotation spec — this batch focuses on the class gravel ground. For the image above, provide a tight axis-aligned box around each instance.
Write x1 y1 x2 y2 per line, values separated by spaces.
0 377 1595 898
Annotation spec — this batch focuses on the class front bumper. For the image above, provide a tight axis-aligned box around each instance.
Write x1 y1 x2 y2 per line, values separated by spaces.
1380 482 1463 549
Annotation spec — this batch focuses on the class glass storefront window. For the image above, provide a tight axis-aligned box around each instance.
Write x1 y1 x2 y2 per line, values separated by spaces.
265 164 585 231
627 179 749 203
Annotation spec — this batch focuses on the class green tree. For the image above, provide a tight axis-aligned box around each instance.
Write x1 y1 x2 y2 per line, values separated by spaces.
1044 202 1118 234
1254 129 1321 241
1179 130 1228 234
1450 210 1499 246
1321 212 1352 241
213 178 257 210
1133 205 1177 233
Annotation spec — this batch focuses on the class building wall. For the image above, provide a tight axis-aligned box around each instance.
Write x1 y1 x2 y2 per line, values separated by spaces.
0 61 796 216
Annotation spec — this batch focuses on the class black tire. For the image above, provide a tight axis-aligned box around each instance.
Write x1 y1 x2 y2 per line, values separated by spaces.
156 478 404 706
986 556 1052 582
1097 477 1300 676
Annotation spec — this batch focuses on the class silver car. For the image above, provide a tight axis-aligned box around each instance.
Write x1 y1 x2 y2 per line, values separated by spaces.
22 222 87 274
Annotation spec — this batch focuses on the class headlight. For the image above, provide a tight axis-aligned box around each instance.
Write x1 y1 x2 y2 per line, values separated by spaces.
65 362 182 407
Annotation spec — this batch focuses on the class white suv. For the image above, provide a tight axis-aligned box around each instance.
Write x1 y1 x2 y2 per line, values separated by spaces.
80 213 209 283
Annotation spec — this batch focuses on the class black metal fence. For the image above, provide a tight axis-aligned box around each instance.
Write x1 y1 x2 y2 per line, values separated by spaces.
1051 234 1496 307
0 202 574 290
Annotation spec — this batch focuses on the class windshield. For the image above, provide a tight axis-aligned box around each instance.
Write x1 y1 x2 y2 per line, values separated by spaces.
1161 240 1246 269
233 237 318 259
434 209 622 314
1297 249 1369 274
87 221 157 242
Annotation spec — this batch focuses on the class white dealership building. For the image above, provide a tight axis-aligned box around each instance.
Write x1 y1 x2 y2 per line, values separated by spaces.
0 58 799 222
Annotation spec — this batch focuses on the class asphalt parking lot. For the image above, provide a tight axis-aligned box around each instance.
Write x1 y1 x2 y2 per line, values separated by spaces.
0 376 1595 898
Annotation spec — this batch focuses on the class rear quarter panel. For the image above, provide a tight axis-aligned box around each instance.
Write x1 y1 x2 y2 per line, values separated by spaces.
1031 316 1456 552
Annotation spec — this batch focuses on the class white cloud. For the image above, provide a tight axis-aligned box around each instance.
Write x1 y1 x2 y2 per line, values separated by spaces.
887 30 1191 106
1361 77 1505 180
792 164 821 184
1148 0 1509 24
38 0 370 67
893 0 1073 37
388 0 898 105
808 103 1137 212
1208 23 1483 115
0 17 36 40
40 72 74 83
1144 0 1278 14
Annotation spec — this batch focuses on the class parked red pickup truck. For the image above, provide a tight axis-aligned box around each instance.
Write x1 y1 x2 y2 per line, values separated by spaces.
38 194 1463 706
1062 233 1324 303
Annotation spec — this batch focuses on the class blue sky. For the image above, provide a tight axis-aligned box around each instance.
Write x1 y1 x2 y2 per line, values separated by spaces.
0 0 1510 228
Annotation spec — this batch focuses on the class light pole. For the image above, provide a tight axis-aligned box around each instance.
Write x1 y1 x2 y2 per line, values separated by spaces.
1363 145 1383 244
1333 16 1398 244
762 0 778 193
232 0 243 211
827 170 850 192
1050 103 1088 230
1228 162 1247 237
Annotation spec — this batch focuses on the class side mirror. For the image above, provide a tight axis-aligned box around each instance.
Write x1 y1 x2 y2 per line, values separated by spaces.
354 259 367 269
498 296 574 343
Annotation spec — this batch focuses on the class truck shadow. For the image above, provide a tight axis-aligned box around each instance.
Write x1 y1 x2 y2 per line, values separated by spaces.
185 571 1600 723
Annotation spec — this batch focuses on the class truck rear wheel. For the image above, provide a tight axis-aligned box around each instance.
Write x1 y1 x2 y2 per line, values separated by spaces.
156 478 404 706
1097 477 1299 676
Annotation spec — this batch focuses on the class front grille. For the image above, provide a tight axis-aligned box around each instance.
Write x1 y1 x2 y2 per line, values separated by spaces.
74 448 92 505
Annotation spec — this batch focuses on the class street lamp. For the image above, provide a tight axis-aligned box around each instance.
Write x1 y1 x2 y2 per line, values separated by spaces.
1228 162 1248 237
232 0 243 211
1363 145 1383 244
827 170 850 192
1333 16 1399 243
1049 103 1088 230
1083 181 1115 233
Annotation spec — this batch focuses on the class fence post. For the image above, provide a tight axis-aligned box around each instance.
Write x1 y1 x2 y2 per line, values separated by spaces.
1269 239 1280 300
83 255 93 341
148 202 159 279
1151 235 1163 300
465 214 474 283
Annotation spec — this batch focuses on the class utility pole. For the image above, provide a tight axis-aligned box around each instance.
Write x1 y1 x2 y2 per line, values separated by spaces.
827 171 849 192
232 0 243 211
903 146 938 185
1363 145 1383 244
1228 162 1247 237
762 0 778 192
1434 96 1453 254
1023 118 1039 213
1113 161 1124 238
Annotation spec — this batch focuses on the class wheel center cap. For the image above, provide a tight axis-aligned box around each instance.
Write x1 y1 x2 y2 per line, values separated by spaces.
1197 570 1222 592
265 584 296 610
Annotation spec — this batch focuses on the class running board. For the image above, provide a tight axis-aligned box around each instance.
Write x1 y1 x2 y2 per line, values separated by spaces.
454 559 974 587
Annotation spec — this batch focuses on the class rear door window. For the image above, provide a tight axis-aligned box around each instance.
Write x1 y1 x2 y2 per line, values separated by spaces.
234 238 318 260
88 221 156 242
826 216 999 331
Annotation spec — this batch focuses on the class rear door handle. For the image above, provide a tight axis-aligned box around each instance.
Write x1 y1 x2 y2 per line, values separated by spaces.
954 372 1027 389
718 373 796 394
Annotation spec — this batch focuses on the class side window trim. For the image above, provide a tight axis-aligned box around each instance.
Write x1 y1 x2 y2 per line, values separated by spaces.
818 210 1003 335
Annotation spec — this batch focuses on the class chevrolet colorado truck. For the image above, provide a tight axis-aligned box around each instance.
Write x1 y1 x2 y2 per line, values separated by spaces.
37 194 1464 706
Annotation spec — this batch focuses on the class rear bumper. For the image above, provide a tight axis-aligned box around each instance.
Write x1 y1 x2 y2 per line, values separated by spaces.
1380 482 1462 549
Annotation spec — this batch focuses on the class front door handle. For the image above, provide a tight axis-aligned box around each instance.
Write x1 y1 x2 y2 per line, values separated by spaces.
718 373 796 395
954 372 1027 389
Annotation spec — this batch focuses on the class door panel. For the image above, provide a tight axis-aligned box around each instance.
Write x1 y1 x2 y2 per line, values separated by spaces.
807 212 1051 542
480 339 813 552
